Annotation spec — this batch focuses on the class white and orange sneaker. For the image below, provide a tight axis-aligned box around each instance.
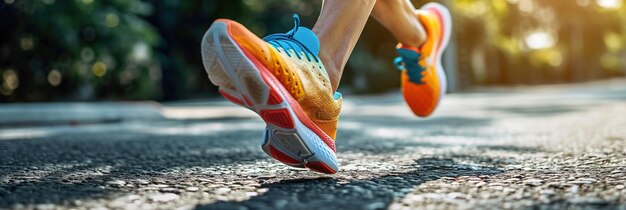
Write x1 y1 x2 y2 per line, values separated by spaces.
394 3 452 117
201 15 342 174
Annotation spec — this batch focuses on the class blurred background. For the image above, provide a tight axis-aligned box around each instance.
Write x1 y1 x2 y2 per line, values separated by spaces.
1 0 625 102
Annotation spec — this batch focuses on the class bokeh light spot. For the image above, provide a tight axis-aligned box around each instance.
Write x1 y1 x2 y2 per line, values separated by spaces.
597 0 622 9
105 13 120 28
81 0 93 5
48 70 62 86
20 36 34 51
604 33 622 52
525 32 556 50
131 43 149 62
92 61 107 77
577 0 592 6
518 0 535 13
4 0 14 4
2 69 19 92
547 51 563 67
81 47 95 62
507 0 519 4
601 53 621 69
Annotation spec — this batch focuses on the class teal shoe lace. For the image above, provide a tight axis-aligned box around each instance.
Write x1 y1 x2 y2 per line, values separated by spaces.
262 14 318 63
394 48 426 84
262 14 341 100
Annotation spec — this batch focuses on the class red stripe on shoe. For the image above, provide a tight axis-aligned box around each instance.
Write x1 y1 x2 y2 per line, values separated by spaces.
260 109 294 129
219 90 244 106
243 96 254 107
267 89 283 105
270 145 301 165
305 162 337 174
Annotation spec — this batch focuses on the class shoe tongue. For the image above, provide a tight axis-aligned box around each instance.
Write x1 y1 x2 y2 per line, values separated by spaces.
287 27 320 56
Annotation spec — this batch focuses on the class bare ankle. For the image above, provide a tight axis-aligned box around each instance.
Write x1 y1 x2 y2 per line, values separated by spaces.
397 25 427 48
319 54 342 92
399 37 426 49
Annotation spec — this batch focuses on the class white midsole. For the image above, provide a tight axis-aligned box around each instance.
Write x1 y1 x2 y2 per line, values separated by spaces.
423 2 453 101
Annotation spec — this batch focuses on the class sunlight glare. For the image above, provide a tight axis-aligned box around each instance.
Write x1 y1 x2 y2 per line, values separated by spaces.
525 32 556 50
597 0 622 9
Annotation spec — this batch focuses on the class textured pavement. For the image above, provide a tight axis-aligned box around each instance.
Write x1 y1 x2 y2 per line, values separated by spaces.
1 80 626 210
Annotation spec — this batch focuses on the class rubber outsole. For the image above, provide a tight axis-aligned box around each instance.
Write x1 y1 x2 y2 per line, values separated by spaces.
201 21 339 174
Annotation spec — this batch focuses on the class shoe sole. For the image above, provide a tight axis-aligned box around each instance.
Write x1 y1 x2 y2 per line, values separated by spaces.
422 2 452 103
200 21 339 174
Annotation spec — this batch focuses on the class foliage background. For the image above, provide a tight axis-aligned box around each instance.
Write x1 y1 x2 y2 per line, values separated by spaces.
1 0 625 102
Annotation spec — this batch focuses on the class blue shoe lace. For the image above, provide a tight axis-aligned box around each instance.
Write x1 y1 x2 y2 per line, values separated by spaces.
394 48 426 84
262 14 341 100
263 14 319 63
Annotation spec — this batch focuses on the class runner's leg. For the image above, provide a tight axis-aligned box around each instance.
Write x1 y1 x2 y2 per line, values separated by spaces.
372 0 427 48
313 0 377 91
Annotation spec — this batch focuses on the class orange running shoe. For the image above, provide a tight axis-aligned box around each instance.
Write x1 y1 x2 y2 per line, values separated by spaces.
201 15 342 174
394 3 452 117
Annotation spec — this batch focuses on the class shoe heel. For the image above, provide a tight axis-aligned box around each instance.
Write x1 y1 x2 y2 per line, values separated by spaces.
261 127 308 168
201 21 268 109
202 22 237 95
261 125 339 174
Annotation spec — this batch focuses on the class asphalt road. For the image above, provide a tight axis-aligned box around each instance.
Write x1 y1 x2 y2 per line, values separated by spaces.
1 80 626 210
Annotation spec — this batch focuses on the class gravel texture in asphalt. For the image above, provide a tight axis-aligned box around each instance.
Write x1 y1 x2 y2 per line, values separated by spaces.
1 81 626 210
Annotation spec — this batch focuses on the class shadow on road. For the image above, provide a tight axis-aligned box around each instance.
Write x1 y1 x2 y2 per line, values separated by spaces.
0 129 267 207
198 157 504 210
0 115 532 208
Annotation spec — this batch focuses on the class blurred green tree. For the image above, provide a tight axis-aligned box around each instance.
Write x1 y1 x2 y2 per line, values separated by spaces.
2 0 625 102
1 0 161 102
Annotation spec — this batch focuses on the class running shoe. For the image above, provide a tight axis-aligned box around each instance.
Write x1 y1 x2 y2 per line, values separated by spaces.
201 15 342 174
394 3 452 117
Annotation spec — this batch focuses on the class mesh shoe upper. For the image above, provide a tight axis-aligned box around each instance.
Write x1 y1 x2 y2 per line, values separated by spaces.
261 15 342 140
